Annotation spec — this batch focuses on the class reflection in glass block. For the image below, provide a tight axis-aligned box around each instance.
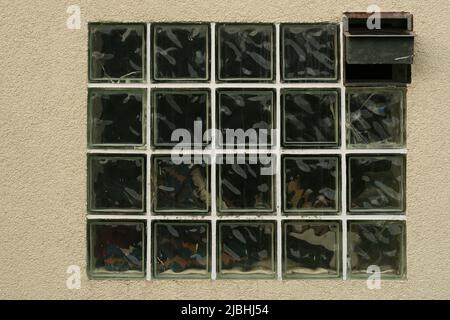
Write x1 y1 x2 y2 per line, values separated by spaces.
347 88 406 148
217 90 274 147
88 155 145 213
152 156 210 213
283 156 339 213
348 221 406 279
152 24 209 81
218 221 276 279
88 89 145 148
348 155 405 212
281 24 338 82
152 90 210 148
283 221 341 278
88 221 145 279
217 24 274 81
153 222 210 279
217 155 275 214
89 24 146 82
282 89 339 147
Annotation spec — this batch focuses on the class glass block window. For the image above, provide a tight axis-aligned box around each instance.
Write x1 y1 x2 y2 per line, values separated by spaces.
87 21 407 281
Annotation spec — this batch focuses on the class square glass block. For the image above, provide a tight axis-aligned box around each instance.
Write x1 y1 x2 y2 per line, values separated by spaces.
153 221 210 279
88 89 145 148
283 221 341 278
217 90 275 147
152 24 209 81
281 89 339 148
218 221 276 279
217 24 274 82
281 24 339 82
347 87 406 148
89 23 146 83
152 156 210 214
88 155 146 213
348 155 405 213
348 220 406 279
152 89 210 148
88 221 145 279
283 156 339 214
217 154 275 214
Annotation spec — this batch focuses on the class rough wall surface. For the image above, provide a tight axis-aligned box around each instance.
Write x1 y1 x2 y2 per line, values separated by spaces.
0 0 449 299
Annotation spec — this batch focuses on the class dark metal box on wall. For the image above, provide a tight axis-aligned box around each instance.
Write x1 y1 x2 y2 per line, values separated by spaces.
343 12 415 85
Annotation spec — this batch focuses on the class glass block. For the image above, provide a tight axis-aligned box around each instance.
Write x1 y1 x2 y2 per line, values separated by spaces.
283 221 341 278
152 24 209 81
281 24 339 82
348 155 405 213
88 221 145 279
89 23 146 82
217 90 275 147
218 221 276 279
217 154 275 214
281 89 339 148
347 87 406 148
217 24 274 82
348 220 406 279
88 155 146 213
153 221 210 279
283 156 339 213
152 156 210 214
88 89 145 148
152 89 210 148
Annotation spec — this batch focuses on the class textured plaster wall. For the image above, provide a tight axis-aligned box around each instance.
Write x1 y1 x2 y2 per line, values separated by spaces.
0 0 449 300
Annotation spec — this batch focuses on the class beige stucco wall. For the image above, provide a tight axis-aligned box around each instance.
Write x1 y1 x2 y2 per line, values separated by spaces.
0 0 449 299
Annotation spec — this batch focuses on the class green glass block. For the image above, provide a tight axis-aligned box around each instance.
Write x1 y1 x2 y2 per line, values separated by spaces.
88 154 146 213
152 24 209 81
153 221 210 279
88 89 146 148
283 156 339 214
281 89 339 148
217 89 275 148
217 154 275 214
281 24 339 82
152 89 210 148
152 155 210 214
348 220 406 279
217 24 275 82
348 155 405 213
283 221 341 279
347 87 406 148
217 221 276 279
89 23 146 83
88 220 146 279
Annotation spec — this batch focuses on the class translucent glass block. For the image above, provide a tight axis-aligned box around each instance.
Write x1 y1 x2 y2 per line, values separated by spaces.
88 221 146 279
348 220 406 279
217 154 275 214
281 24 339 82
88 89 146 148
283 221 341 278
152 156 210 214
281 89 339 148
152 89 210 148
217 24 274 82
153 221 210 279
348 155 405 213
283 156 339 214
218 221 276 279
347 87 406 148
89 23 146 83
88 155 146 213
217 90 275 147
152 24 209 81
